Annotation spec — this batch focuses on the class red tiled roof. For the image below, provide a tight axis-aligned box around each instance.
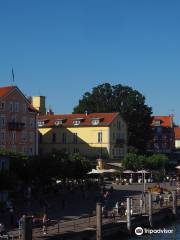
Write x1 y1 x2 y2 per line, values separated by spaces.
152 116 173 128
38 112 119 127
0 85 38 114
0 86 16 97
174 127 180 139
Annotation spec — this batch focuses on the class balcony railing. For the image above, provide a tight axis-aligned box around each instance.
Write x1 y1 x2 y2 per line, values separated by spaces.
8 122 25 131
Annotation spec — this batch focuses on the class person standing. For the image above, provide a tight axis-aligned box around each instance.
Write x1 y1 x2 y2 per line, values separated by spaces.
42 213 48 235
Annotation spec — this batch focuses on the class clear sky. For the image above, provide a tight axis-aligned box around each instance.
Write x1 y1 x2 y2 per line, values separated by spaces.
0 0 180 124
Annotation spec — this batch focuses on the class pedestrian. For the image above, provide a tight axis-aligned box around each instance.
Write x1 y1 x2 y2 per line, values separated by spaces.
9 207 14 226
42 213 49 235
0 222 6 236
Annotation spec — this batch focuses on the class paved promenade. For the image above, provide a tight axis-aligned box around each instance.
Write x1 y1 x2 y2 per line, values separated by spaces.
3 181 177 239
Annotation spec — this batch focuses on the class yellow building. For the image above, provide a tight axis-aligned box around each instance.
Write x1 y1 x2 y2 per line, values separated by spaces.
38 112 127 161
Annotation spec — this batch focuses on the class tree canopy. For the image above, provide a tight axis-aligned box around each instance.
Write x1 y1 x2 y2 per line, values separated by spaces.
122 153 168 171
73 83 152 152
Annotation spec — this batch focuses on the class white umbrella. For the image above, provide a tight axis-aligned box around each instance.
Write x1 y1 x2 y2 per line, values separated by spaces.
104 169 117 173
123 170 135 174
87 169 102 174
137 170 150 174
88 168 117 174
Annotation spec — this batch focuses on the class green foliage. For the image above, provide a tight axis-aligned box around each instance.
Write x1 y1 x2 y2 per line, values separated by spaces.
122 153 168 171
146 154 168 170
122 153 139 170
73 83 152 152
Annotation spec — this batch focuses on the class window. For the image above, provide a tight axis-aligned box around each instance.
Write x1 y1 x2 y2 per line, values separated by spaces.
117 121 121 129
29 118 34 127
92 119 100 125
22 117 27 127
153 120 161 126
0 131 5 143
73 120 81 126
113 147 124 157
30 132 34 142
52 133 56 143
55 119 64 126
38 121 44 127
14 102 19 112
0 101 5 111
0 116 6 127
113 132 115 140
21 131 27 142
29 147 34 155
12 131 16 144
73 133 78 144
11 115 16 122
62 133 66 144
73 148 79 153
98 132 102 143
73 118 84 126
23 104 27 113
9 102 13 112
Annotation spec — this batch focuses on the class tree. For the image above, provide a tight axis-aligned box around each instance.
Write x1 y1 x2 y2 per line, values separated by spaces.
73 83 152 152
146 154 168 170
122 153 139 170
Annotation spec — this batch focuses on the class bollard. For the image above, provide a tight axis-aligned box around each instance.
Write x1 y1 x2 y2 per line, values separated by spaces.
172 190 177 216
148 192 153 227
96 202 102 240
58 221 60 233
126 197 131 232
21 215 32 240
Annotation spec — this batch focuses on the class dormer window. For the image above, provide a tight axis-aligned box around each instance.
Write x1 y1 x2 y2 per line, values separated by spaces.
73 120 81 126
73 118 84 126
91 117 103 125
92 119 100 125
54 119 66 126
38 120 45 127
153 120 161 126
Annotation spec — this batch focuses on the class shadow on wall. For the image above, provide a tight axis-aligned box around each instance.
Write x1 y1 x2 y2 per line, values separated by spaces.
38 127 109 160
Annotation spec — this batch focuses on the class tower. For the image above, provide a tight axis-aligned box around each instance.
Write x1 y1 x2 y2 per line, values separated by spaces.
31 96 46 115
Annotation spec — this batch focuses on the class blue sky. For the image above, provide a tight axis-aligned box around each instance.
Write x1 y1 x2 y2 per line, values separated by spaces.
0 0 180 123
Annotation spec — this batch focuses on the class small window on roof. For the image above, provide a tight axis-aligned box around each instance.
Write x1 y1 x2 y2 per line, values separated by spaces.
153 120 161 126
92 119 100 125
38 121 45 127
91 117 103 125
73 120 81 126
55 119 65 126
73 118 84 126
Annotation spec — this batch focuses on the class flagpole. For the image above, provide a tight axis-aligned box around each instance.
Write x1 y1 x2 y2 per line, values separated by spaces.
11 67 15 85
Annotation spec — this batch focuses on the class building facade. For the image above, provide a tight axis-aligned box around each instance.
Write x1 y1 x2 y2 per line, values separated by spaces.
0 86 38 155
174 127 180 149
38 112 127 160
147 116 175 154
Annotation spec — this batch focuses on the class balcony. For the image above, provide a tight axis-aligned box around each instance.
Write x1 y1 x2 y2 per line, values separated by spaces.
8 122 25 131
